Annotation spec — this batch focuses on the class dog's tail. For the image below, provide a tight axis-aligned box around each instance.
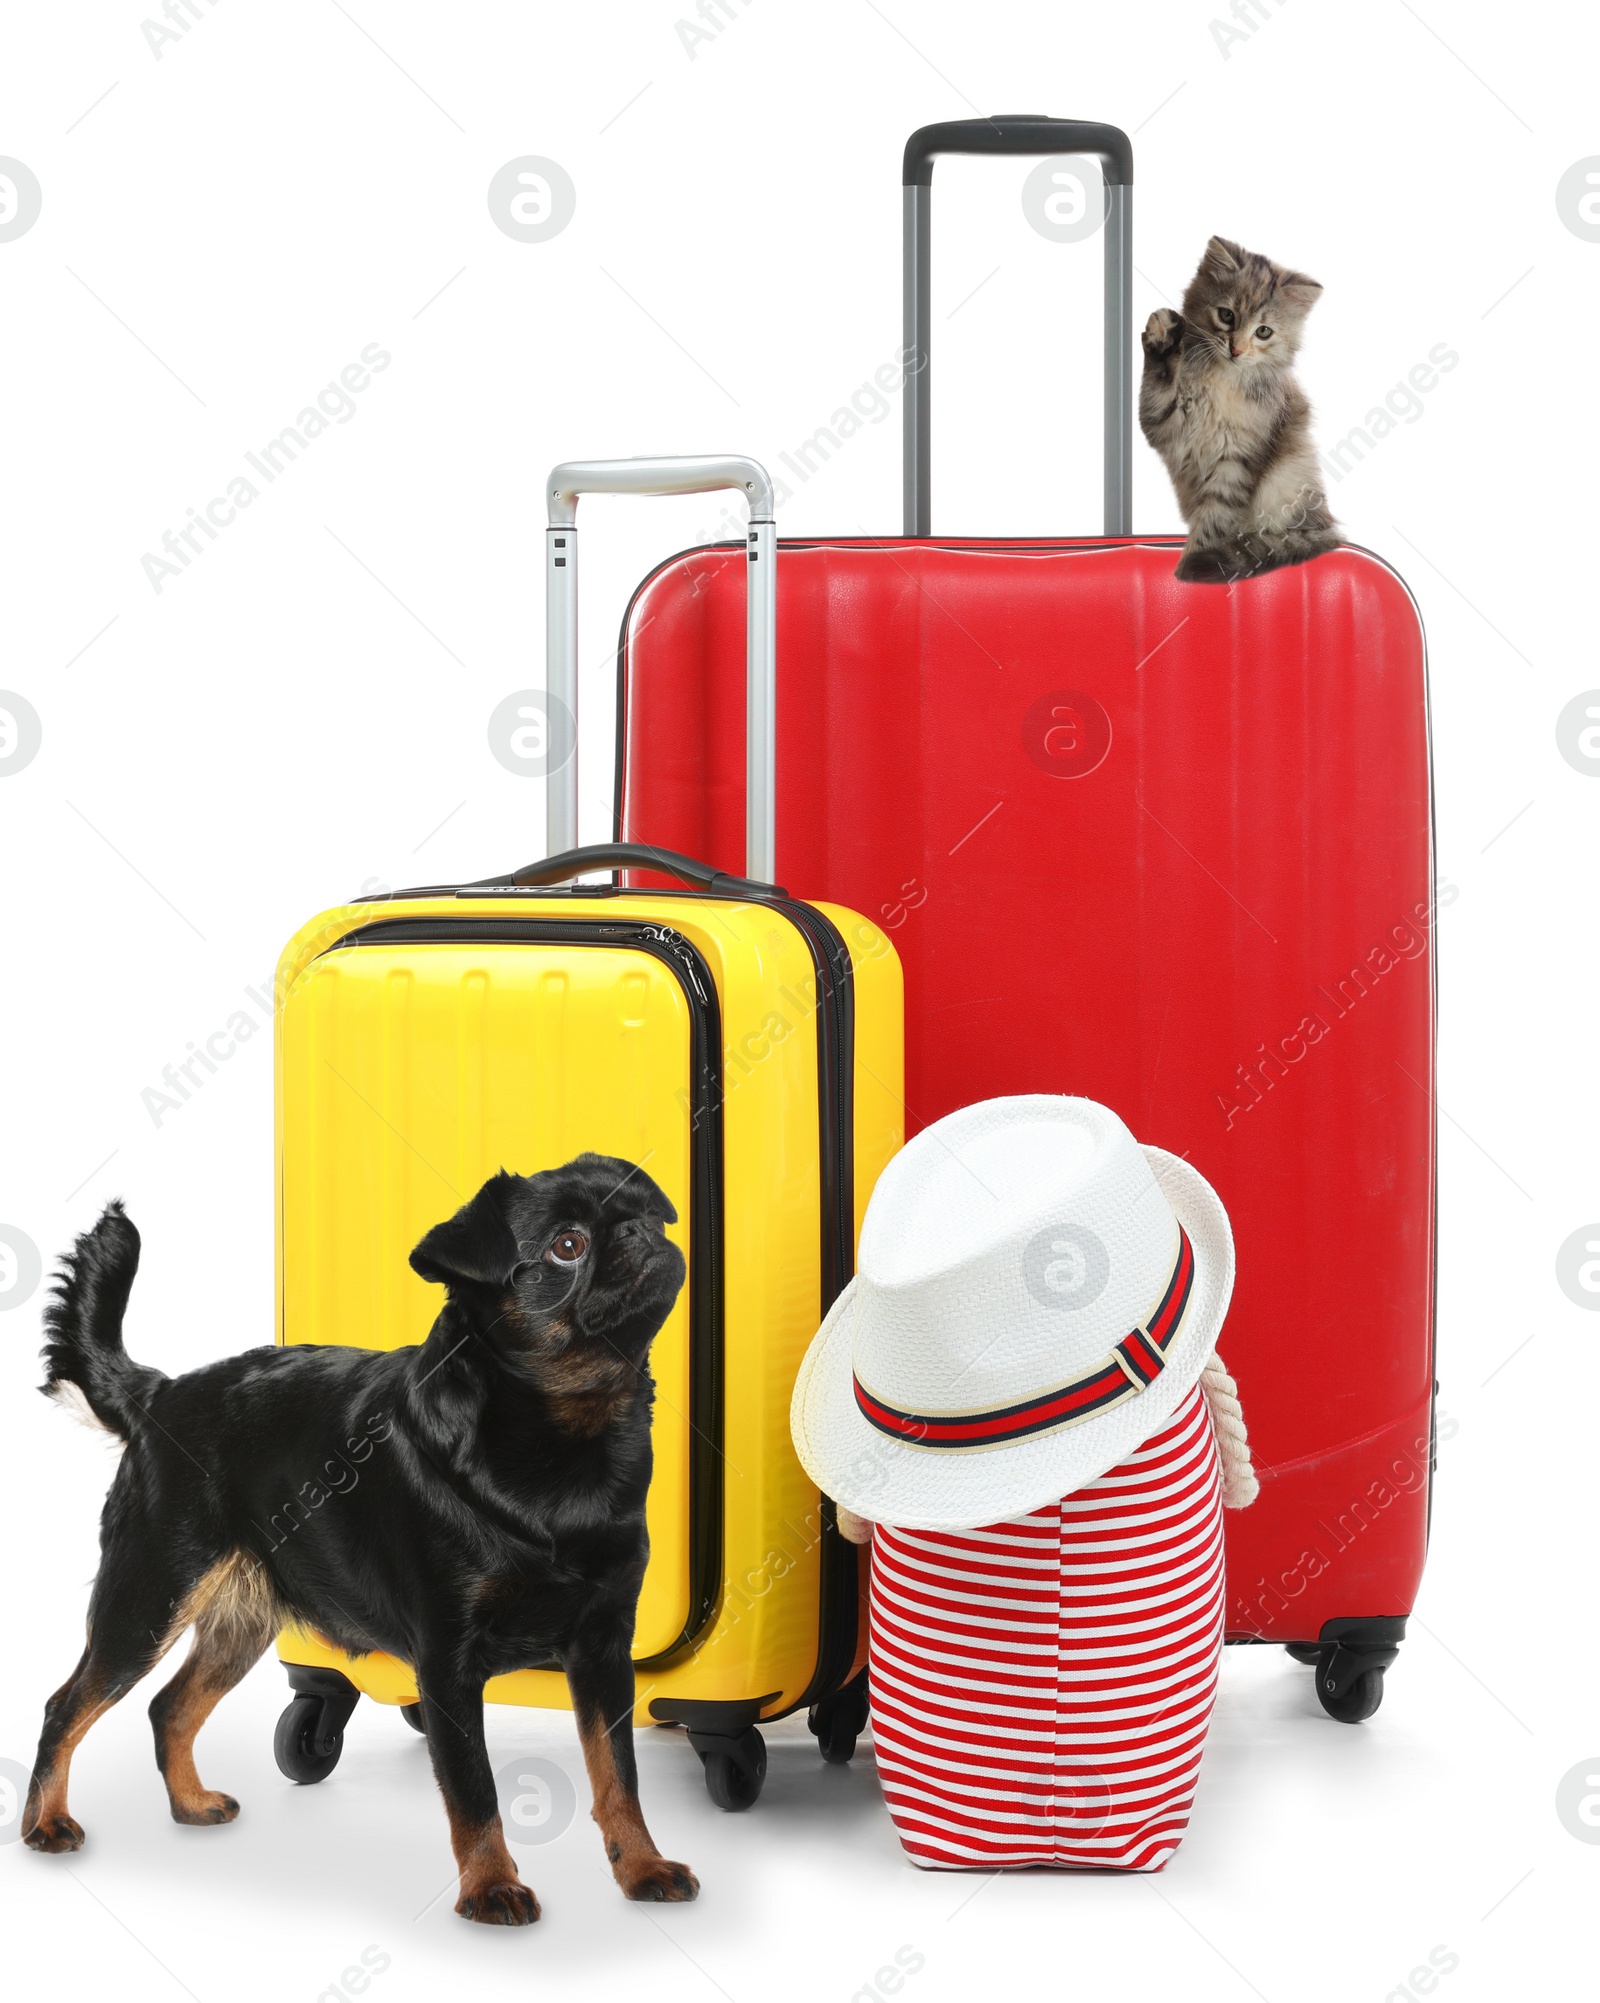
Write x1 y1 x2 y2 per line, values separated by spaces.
40 1201 165 1440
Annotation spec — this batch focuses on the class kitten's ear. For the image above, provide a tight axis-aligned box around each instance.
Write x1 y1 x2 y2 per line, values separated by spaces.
1277 269 1324 313
1203 235 1246 274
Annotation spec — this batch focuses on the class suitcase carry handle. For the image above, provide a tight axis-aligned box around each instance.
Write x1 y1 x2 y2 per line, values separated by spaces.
470 840 784 900
546 455 778 882
901 115 1133 538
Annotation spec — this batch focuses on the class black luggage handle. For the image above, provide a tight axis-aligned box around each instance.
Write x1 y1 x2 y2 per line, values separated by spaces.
902 115 1134 538
466 841 787 900
903 116 1132 186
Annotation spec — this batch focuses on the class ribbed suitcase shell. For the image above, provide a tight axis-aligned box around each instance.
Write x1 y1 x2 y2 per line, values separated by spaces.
616 537 1435 1647
273 887 903 1722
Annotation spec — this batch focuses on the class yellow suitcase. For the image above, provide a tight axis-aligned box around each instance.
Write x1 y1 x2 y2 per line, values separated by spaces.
273 458 903 1807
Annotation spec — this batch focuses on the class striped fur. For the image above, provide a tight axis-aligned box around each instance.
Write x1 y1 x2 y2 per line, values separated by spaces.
868 1383 1225 1871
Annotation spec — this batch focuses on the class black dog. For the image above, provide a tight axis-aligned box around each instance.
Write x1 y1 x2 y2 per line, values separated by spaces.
23 1153 697 1923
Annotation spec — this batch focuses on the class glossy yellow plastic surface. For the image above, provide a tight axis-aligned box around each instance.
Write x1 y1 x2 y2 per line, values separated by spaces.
274 891 903 1723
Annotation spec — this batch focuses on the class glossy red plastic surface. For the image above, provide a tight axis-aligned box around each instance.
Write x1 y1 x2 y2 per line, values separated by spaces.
618 538 1435 1642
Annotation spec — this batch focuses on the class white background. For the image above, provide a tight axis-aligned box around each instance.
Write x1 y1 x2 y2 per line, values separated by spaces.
0 2 1594 1997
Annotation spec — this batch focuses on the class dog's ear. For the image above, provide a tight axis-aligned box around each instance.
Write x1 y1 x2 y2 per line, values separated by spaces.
410 1174 522 1290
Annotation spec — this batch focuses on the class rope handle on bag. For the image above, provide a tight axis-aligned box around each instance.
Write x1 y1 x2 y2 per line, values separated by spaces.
1201 1350 1259 1509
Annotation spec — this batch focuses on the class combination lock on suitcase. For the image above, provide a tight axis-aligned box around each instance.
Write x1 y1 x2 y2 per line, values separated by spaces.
271 457 904 1807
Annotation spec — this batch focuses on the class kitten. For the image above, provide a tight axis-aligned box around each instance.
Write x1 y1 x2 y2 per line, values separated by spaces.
1140 235 1340 584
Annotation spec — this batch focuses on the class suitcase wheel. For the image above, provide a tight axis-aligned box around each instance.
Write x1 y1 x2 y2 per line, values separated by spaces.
400 1702 427 1735
273 1690 355 1783
694 1727 767 1811
807 1671 869 1765
1291 1635 1400 1724
1315 1663 1386 1724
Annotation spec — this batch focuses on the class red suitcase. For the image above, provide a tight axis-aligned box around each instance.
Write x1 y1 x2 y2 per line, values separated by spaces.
613 118 1435 1720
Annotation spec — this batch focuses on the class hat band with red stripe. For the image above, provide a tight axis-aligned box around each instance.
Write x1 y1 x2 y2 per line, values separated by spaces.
852 1226 1195 1454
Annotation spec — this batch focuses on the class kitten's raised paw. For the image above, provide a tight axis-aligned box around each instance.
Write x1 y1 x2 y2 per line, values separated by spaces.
1142 309 1183 359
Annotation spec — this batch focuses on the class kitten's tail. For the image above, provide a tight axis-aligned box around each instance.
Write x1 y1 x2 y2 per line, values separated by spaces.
39 1202 165 1440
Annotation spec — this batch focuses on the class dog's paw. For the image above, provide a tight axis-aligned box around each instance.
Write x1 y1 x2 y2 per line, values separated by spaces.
619 1856 700 1903
23 1812 85 1854
170 1791 240 1827
1142 308 1183 359
455 1879 541 1926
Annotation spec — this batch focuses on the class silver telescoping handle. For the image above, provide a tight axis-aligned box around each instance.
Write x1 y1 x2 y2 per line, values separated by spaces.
545 455 778 882
901 116 1134 537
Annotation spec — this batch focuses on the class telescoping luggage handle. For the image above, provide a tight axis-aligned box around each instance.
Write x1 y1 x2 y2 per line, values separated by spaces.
902 116 1134 538
544 455 778 883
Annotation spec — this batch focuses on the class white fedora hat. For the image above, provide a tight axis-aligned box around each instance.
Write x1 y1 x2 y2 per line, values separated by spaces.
791 1096 1235 1531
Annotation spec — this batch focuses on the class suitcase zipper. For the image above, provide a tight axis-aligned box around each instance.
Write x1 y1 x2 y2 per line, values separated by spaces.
767 898 864 1714
770 900 855 1313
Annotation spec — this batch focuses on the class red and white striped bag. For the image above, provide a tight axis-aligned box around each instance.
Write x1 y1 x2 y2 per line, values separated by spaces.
867 1381 1225 1871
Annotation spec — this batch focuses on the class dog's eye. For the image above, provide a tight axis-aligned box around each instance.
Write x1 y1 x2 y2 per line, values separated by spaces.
547 1231 588 1265
1217 307 1235 327
1255 325 1272 340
